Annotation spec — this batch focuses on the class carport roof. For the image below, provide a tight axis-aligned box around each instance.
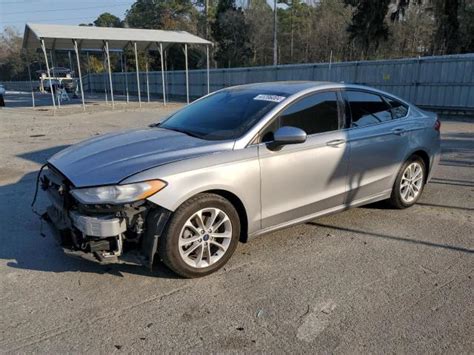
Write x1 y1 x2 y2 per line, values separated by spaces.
22 23 212 51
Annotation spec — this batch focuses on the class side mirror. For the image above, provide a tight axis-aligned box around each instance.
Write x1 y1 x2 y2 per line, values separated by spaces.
269 126 307 150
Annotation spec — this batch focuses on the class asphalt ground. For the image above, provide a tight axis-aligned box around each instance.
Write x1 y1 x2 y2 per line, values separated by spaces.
0 95 473 353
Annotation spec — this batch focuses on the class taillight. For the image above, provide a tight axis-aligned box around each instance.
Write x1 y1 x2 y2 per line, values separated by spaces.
434 117 441 132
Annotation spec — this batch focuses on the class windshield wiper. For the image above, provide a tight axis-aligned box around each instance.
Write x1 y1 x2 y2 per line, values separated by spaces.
163 126 202 139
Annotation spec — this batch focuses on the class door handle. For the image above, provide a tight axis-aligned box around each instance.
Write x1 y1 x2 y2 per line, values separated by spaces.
391 128 405 135
326 139 346 147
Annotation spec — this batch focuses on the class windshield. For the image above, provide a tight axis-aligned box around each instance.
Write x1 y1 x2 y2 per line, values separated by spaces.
159 88 287 141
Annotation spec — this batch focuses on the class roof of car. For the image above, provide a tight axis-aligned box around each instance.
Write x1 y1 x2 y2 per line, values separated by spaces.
228 81 332 95
225 81 411 104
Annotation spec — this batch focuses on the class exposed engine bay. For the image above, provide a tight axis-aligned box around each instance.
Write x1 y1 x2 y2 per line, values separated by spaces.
40 165 170 267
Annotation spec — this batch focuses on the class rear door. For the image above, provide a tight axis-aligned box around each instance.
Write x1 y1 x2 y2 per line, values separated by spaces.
257 90 350 229
344 90 410 205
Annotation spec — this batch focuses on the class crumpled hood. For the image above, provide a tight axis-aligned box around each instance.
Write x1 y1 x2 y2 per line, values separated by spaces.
48 128 233 187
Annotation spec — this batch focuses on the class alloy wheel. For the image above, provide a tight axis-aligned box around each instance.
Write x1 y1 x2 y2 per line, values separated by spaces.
400 162 424 203
178 207 233 268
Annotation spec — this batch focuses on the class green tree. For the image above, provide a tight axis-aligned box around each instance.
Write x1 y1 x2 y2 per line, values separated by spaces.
458 0 474 53
277 0 317 64
93 12 123 27
310 0 352 62
245 0 273 66
194 0 218 39
344 0 391 59
212 0 252 67
432 0 460 54
124 0 205 70
125 0 197 31
0 26 39 81
382 0 435 58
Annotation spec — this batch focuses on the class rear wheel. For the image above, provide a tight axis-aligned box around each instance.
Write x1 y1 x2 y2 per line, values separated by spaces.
158 193 240 278
389 156 426 209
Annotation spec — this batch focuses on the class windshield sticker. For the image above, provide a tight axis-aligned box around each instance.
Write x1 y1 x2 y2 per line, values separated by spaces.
253 94 286 103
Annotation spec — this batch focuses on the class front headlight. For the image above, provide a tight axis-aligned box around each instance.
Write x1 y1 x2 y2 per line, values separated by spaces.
70 180 167 204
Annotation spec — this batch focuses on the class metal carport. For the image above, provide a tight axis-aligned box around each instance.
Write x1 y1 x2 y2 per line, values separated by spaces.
22 23 213 110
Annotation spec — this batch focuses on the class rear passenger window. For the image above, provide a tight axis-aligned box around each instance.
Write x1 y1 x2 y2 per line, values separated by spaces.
386 98 408 119
347 91 392 127
279 92 340 135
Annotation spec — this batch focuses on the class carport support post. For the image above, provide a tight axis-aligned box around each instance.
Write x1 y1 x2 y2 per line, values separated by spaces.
206 45 210 94
40 39 56 110
121 52 129 103
25 51 35 108
159 42 166 106
50 51 56 79
134 42 141 107
328 50 333 81
73 39 86 111
145 57 150 103
164 49 168 102
68 51 73 73
51 49 60 109
184 43 189 104
102 51 108 104
105 41 115 109
87 51 92 95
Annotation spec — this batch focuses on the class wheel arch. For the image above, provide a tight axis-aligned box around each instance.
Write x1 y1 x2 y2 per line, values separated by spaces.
408 149 430 182
200 189 249 243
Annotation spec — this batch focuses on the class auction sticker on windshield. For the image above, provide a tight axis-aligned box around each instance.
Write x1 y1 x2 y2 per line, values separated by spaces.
253 94 286 103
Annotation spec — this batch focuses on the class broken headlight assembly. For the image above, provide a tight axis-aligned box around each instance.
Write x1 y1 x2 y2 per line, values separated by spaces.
70 180 167 205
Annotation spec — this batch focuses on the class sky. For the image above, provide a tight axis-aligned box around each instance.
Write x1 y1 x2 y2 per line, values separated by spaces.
0 0 135 33
0 0 283 34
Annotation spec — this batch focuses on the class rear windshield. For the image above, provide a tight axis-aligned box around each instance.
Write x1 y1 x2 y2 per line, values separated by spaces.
159 89 287 141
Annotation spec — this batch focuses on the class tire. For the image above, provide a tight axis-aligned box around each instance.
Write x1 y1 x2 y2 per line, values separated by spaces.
388 155 426 209
158 193 240 278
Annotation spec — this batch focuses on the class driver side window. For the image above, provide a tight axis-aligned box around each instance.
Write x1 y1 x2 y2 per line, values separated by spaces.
260 91 340 142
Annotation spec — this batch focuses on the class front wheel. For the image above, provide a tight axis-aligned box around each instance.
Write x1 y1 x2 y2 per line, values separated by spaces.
388 156 426 209
158 193 240 278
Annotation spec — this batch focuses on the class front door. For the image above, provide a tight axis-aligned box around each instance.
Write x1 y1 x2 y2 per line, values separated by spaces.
257 91 350 229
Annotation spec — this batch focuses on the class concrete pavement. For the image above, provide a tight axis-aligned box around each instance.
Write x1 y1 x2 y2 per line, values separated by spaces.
0 104 472 353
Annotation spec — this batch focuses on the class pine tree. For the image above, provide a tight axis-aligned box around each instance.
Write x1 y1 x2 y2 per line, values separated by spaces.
211 0 253 67
433 0 460 54
344 0 391 58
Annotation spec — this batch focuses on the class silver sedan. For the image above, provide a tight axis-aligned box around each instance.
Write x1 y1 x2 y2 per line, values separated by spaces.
41 82 441 277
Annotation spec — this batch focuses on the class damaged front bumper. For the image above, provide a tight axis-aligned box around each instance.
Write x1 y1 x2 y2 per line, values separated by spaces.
41 165 170 268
